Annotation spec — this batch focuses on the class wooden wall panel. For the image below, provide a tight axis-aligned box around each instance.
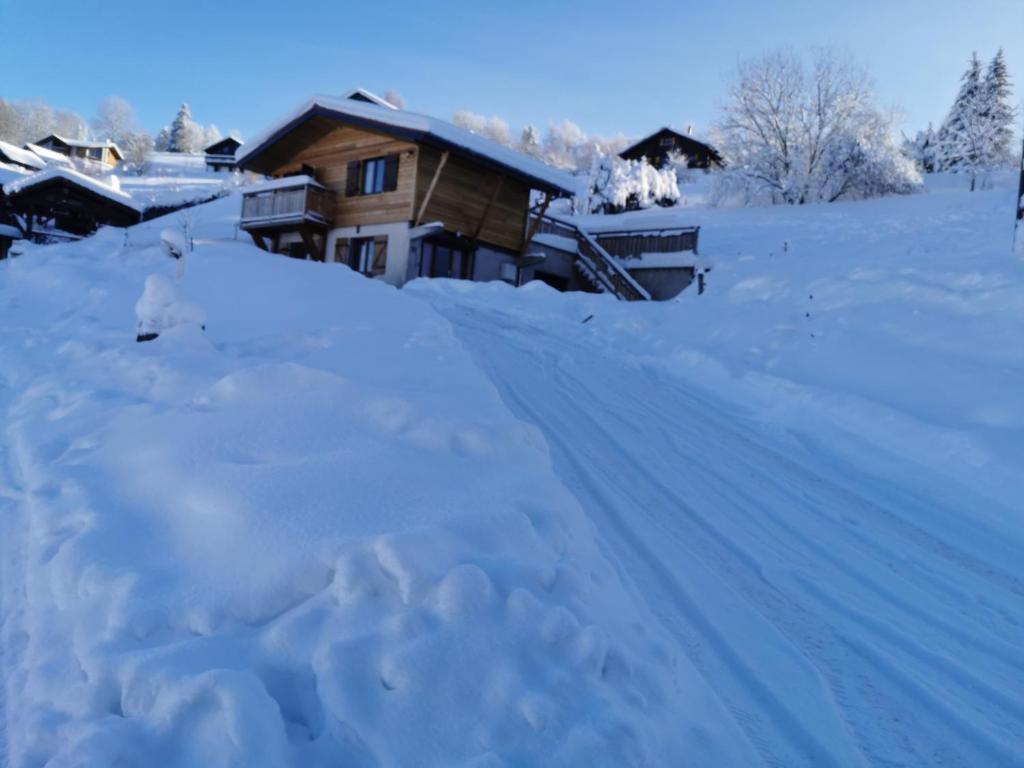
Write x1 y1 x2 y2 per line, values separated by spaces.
261 119 419 227
415 147 530 252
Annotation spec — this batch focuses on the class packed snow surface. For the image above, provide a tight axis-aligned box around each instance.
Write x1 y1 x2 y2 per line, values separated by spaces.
1 174 1023 767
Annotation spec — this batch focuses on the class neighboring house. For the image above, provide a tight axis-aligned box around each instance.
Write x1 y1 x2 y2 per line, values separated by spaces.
2 167 141 238
32 135 123 168
204 137 243 172
236 95 575 287
620 127 723 170
22 142 73 167
0 140 46 172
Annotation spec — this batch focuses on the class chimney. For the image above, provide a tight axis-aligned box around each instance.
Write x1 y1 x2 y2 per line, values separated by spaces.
687 124 694 136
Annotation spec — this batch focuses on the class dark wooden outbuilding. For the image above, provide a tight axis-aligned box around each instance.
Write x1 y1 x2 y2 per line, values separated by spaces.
619 127 723 170
4 170 140 237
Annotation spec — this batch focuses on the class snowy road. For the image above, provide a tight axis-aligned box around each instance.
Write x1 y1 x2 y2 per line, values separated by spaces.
431 295 1024 768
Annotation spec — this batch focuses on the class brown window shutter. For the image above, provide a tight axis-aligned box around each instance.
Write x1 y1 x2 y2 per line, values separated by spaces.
345 160 361 196
383 154 399 192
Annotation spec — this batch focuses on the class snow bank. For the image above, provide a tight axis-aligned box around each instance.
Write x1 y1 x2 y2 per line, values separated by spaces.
0 200 747 766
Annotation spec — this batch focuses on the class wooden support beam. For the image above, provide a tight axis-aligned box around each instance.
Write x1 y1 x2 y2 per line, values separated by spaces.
299 227 324 262
472 176 505 241
520 191 554 256
248 231 269 251
415 150 449 226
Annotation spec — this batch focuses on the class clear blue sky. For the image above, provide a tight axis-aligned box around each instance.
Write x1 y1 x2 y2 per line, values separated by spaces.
2 0 1021 142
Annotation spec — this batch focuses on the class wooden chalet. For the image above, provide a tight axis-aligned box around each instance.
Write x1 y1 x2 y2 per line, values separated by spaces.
205 136 243 172
236 95 575 286
2 168 141 238
33 135 123 168
620 127 723 170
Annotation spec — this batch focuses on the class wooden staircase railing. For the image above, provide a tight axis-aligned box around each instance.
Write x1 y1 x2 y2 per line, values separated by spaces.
575 228 651 301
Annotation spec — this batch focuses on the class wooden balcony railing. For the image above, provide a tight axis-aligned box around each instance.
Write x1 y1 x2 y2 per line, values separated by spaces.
240 178 334 229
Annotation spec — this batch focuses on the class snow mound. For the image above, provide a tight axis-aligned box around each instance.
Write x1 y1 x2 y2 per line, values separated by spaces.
0 208 749 767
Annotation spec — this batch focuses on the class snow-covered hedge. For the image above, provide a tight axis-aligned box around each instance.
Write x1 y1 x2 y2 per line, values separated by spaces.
581 156 680 214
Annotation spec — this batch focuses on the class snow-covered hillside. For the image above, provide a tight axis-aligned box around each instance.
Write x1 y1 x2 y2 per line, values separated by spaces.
1 175 1022 767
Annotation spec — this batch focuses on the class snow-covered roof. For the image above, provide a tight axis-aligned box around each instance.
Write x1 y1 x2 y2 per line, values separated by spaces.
531 232 577 253
242 174 323 193
3 167 142 211
0 223 22 239
237 97 576 195
619 126 720 158
341 88 399 109
0 140 45 171
204 136 243 155
23 142 73 166
36 135 124 159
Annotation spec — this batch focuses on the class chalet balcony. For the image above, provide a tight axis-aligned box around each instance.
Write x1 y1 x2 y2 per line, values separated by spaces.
239 176 335 231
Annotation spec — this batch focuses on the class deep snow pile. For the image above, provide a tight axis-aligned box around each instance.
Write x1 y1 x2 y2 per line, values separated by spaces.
0 196 749 767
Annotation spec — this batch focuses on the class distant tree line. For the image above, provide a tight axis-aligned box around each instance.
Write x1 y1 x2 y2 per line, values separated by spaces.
904 50 1015 190
0 97 230 171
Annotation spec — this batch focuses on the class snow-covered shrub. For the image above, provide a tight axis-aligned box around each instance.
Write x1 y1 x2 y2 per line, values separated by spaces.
714 48 920 205
582 156 680 214
135 274 205 341
904 125 939 173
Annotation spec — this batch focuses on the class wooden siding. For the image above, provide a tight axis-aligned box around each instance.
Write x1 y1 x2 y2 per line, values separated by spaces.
256 117 419 227
414 146 530 253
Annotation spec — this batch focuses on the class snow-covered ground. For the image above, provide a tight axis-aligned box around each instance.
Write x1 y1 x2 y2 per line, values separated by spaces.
1 174 1022 767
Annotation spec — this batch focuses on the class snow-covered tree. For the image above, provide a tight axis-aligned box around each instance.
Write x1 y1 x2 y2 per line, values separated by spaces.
583 156 680 214
904 125 938 173
154 126 172 152
93 96 138 143
54 109 88 140
168 103 198 152
0 99 22 143
519 124 542 157
120 131 155 170
452 110 513 146
715 48 920 205
937 52 1015 189
982 49 1015 165
384 88 406 109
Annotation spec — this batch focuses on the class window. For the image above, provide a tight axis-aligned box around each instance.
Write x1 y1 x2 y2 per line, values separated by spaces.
419 240 472 280
659 137 675 148
362 157 386 195
345 154 399 197
87 147 103 160
335 236 387 276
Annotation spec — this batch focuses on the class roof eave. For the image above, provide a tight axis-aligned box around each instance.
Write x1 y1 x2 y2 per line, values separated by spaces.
238 102 574 197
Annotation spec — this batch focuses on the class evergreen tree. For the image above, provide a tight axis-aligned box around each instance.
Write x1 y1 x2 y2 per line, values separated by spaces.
169 103 195 153
905 124 938 173
982 49 1015 165
937 53 983 173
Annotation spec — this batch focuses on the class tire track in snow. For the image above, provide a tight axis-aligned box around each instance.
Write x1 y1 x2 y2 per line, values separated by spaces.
436 299 1024 768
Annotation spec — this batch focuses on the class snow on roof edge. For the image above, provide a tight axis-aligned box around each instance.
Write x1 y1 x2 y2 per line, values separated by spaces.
237 97 576 195
2 167 142 212
0 140 46 170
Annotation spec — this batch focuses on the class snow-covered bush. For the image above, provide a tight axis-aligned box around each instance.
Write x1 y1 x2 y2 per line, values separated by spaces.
582 155 680 214
903 125 939 173
452 110 513 146
135 274 205 341
714 49 920 205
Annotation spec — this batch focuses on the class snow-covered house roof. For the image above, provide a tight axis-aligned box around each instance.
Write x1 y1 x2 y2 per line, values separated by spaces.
35 135 124 160
341 88 399 109
0 140 46 171
22 142 73 166
619 126 722 168
237 96 576 195
205 136 243 156
3 167 141 212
